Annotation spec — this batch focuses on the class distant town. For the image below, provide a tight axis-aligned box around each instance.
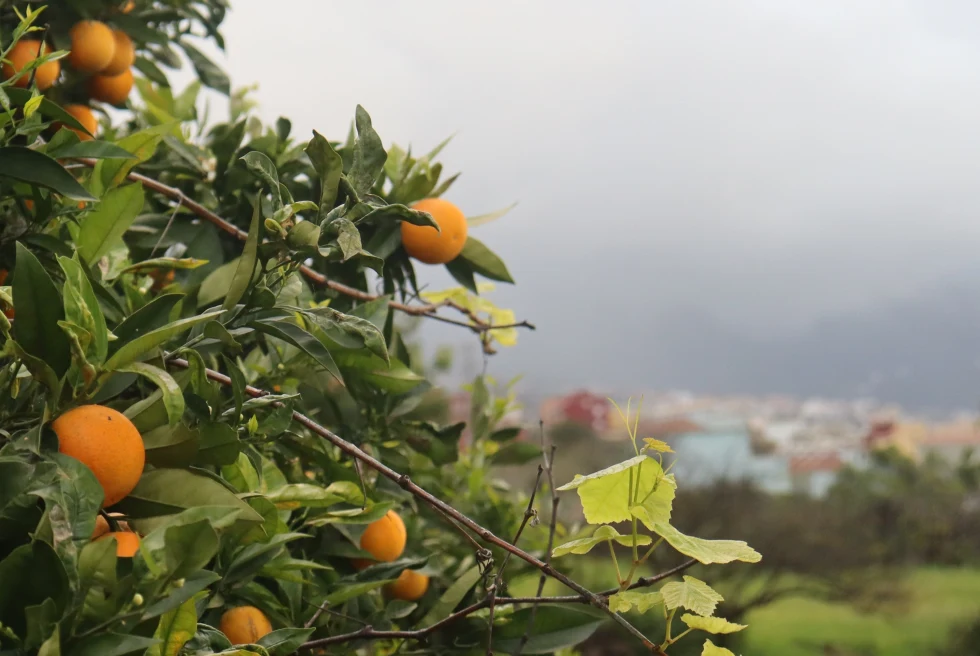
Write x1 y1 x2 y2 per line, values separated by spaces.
446 388 980 498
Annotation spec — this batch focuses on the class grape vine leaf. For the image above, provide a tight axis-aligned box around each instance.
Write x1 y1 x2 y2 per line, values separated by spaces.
557 455 675 527
607 590 664 614
702 639 737 656
660 576 724 617
681 614 747 635
651 522 761 565
551 525 652 558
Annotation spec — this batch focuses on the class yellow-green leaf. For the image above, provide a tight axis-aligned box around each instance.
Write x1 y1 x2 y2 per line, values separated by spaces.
661 576 724 617
681 614 747 635
557 455 675 528
145 591 203 656
651 522 761 565
607 590 664 614
642 438 674 453
702 639 737 656
552 525 652 558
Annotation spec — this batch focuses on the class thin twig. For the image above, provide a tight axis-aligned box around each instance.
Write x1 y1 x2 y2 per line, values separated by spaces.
515 423 559 656
486 465 544 655
164 358 657 652
74 158 536 337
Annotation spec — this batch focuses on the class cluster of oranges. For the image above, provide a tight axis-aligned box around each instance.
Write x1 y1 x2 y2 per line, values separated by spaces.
48 401 428 645
1 5 137 141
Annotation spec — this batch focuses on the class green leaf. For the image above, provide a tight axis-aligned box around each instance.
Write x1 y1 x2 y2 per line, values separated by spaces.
199 258 254 307
642 438 674 454
31 454 104 557
252 320 341 381
76 183 145 264
256 628 314 656
681 614 747 635
348 105 387 195
103 308 223 371
490 441 543 466
361 203 438 229
197 422 241 466
323 580 391 606
179 40 230 94
69 634 160 656
551 525 652 558
265 481 362 510
223 202 261 310
12 243 73 376
146 593 202 656
111 468 263 520
607 590 664 614
456 237 514 283
240 152 281 208
557 455 676 529
445 256 478 293
117 363 184 427
0 146 96 200
0 541 69 636
5 87 88 132
331 349 422 394
651 522 762 565
306 306 387 363
148 519 221 580
419 564 481 627
491 606 606 655
660 576 724 617
142 571 221 620
110 293 183 354
306 131 343 218
135 56 170 86
467 202 518 227
99 124 171 189
57 254 109 363
46 140 135 160
702 640 737 656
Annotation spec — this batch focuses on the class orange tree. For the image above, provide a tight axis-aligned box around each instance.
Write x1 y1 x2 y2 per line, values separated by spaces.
0 3 762 656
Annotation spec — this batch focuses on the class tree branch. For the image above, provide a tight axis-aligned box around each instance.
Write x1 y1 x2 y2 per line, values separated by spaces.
76 159 535 340
165 358 658 652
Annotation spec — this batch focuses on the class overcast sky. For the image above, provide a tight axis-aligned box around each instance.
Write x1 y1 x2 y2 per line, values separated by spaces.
185 1 980 393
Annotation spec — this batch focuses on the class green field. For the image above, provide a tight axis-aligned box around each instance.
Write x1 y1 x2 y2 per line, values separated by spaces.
509 565 980 655
743 567 980 656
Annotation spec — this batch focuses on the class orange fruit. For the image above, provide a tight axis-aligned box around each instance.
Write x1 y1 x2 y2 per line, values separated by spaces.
402 198 468 265
53 405 145 508
1 39 60 90
91 513 130 539
97 531 140 557
68 21 116 73
60 105 99 141
88 68 133 105
352 510 407 569
385 569 429 601
220 606 273 645
102 30 135 76
149 268 175 292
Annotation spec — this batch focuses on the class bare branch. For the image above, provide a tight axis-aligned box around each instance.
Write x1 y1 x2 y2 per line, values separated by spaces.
516 422 559 656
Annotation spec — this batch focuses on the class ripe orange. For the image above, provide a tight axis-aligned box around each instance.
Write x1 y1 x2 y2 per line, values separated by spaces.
401 198 468 265
1 39 60 90
88 68 133 105
97 531 140 557
385 569 429 601
60 105 99 141
102 30 135 76
353 509 407 569
220 606 273 645
53 405 145 508
92 513 131 539
149 268 175 292
68 21 116 73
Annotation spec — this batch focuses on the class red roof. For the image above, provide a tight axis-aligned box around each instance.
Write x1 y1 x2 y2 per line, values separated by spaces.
789 452 843 474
